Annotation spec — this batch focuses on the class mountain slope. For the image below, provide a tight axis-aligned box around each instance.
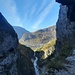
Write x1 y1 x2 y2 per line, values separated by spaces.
35 39 56 59
19 26 56 50
13 26 30 39
17 44 35 75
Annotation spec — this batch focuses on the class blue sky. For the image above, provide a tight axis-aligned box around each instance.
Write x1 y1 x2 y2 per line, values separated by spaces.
0 0 60 32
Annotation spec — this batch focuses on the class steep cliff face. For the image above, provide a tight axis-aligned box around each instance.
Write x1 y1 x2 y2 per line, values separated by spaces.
56 1 75 54
17 44 35 75
0 13 35 75
0 13 18 75
38 1 75 75
56 0 75 22
51 0 75 74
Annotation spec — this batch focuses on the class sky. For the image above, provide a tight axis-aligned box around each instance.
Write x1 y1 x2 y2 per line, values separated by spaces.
0 0 60 32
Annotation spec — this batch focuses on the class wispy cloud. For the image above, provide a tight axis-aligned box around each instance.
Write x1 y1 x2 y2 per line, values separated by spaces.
25 0 46 23
0 0 22 27
36 0 46 15
23 2 36 23
30 4 37 16
32 0 55 29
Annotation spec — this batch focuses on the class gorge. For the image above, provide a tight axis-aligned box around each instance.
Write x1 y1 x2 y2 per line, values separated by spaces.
0 0 75 75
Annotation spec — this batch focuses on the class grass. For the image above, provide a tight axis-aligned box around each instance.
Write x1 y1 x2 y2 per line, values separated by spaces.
36 39 56 52
46 59 64 70
41 39 56 51
16 43 34 75
35 39 56 59
46 42 73 70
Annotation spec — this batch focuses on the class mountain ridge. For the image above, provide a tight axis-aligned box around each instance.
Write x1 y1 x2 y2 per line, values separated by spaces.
13 26 30 39
19 25 56 50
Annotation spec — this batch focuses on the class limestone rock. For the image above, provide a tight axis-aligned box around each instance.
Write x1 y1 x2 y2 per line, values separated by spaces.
0 13 18 75
56 0 75 21
72 49 75 55
17 44 35 75
55 50 75 75
56 5 75 54
54 0 75 74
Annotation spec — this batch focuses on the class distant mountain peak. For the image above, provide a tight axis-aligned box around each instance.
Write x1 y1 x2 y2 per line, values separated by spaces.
13 26 30 39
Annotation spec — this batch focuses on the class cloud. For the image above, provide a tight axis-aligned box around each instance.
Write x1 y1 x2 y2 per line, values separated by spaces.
36 0 46 15
30 4 37 16
32 0 55 29
23 3 37 25
0 0 22 27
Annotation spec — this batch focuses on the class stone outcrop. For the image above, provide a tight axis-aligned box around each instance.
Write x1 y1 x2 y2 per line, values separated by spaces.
0 13 18 75
55 49 75 75
56 4 75 54
0 13 35 75
54 0 75 75
17 44 35 75
37 0 75 75
56 0 75 21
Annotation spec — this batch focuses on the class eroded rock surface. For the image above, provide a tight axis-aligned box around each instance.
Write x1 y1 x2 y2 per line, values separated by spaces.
56 50 75 75
0 13 18 75
56 5 75 54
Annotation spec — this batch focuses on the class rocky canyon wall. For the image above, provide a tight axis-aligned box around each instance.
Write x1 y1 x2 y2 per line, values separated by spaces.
0 13 35 75
56 0 75 54
0 12 18 75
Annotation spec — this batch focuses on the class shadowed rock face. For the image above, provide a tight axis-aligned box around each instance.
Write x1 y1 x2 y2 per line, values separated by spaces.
17 44 35 75
0 13 18 75
56 0 75 21
56 0 74 5
56 1 75 54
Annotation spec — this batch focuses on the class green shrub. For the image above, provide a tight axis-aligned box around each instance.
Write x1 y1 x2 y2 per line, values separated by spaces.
47 59 64 70
46 43 73 70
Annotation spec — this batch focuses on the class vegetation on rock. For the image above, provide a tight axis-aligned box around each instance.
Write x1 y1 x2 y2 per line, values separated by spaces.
36 39 56 59
17 44 35 75
46 42 73 71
